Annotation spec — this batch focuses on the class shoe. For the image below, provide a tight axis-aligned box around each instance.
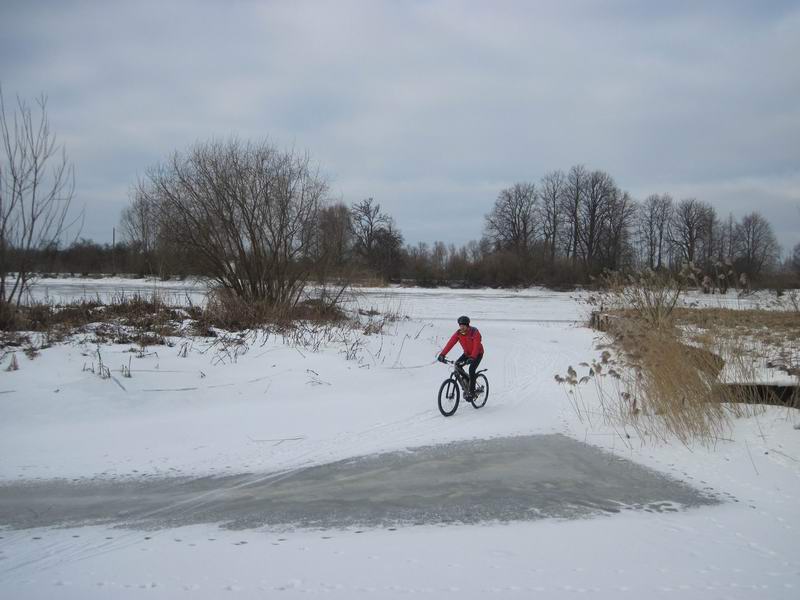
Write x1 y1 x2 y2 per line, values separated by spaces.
464 392 475 401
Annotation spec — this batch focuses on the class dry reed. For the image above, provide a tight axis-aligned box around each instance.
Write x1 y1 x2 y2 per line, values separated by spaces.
560 270 798 445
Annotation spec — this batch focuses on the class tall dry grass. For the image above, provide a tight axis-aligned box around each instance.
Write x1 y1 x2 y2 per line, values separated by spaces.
560 270 798 446
590 268 685 330
197 286 349 333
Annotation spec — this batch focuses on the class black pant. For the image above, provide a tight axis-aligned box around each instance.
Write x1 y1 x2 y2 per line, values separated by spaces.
456 353 483 394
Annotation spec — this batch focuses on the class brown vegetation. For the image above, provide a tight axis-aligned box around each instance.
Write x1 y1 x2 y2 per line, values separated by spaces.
195 288 348 333
0 285 354 354
560 272 798 445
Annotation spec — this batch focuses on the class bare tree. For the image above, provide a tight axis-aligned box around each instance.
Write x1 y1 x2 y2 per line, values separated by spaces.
484 182 538 257
539 170 566 266
792 241 800 274
312 201 352 277
0 88 79 325
371 224 404 280
577 169 615 271
405 241 432 283
637 194 673 269
431 240 447 280
446 243 469 281
601 189 637 271
698 203 719 271
120 192 160 274
467 239 487 264
135 138 327 306
670 198 710 267
732 211 780 277
349 197 403 278
350 198 392 260
716 212 736 265
562 165 588 264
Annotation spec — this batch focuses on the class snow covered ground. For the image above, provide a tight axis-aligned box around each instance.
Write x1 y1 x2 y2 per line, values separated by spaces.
1 283 799 599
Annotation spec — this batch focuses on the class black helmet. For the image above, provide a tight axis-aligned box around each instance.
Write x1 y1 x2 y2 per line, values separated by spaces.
457 315 470 325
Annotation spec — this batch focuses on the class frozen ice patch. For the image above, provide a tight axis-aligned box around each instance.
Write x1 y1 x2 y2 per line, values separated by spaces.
0 434 720 531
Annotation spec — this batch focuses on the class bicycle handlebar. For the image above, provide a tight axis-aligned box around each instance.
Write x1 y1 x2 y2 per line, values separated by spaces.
439 358 464 366
440 358 483 371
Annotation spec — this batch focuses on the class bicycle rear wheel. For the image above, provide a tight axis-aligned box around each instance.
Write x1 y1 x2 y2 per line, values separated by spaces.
438 378 460 417
471 374 489 409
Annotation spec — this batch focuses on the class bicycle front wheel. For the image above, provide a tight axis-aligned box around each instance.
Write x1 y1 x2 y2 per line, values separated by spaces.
471 374 489 409
438 378 460 417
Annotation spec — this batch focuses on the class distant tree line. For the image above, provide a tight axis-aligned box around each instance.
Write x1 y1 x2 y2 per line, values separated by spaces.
436 166 791 289
3 95 797 317
8 238 189 279
11 164 799 293
113 155 796 289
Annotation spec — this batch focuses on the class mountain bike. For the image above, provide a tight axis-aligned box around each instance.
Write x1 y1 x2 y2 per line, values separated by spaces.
437 358 489 417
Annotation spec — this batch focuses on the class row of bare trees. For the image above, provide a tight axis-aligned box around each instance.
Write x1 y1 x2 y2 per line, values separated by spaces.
2 86 796 325
483 167 639 279
115 134 795 293
479 166 785 285
641 196 782 278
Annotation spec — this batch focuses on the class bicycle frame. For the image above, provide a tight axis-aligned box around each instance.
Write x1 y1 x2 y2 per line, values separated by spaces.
443 358 486 394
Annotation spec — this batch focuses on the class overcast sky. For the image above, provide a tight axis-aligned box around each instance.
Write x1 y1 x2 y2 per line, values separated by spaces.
2 0 798 254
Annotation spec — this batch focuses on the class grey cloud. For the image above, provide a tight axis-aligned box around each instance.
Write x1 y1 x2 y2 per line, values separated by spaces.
1 0 797 252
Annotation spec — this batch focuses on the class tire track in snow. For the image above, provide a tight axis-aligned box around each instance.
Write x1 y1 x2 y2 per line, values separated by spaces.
495 327 577 427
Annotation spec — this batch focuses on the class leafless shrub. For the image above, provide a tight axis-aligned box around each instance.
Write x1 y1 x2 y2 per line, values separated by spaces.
204 330 254 366
342 338 363 361
1 88 82 328
135 138 328 308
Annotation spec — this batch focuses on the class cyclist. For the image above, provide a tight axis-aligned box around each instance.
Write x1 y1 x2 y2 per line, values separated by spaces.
437 315 484 399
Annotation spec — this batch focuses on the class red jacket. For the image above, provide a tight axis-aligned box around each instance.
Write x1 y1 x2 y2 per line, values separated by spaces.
441 326 484 359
